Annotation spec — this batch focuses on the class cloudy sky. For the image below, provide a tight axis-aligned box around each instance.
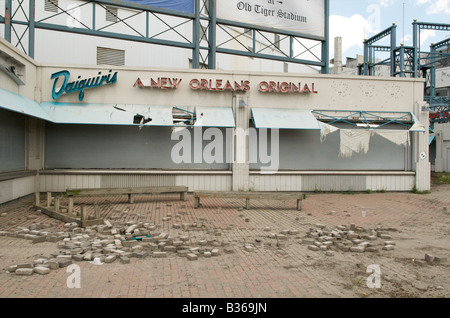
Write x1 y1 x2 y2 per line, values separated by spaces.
330 0 450 60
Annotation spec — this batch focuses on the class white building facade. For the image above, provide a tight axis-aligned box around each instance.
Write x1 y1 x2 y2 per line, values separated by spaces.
0 33 431 204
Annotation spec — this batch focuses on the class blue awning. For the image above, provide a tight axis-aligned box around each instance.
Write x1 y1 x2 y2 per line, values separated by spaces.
429 136 436 144
251 108 321 130
1 88 235 127
0 87 51 121
410 113 426 132
195 106 235 128
40 102 174 126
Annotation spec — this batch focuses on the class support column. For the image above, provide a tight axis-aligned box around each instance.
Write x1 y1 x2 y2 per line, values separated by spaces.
5 0 12 42
68 197 74 214
28 0 35 58
321 0 330 74
192 0 200 69
232 95 250 192
208 0 216 70
412 21 419 78
390 24 397 76
414 102 431 191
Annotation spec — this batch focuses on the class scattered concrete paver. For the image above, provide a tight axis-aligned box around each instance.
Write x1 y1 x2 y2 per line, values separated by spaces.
0 187 449 298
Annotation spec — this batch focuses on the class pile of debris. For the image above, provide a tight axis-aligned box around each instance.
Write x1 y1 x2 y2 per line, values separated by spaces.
4 218 233 276
302 223 396 256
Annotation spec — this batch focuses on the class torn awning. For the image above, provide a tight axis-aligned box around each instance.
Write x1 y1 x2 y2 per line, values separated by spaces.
409 114 426 132
429 136 436 144
0 87 51 121
194 106 235 128
40 103 174 126
251 108 321 130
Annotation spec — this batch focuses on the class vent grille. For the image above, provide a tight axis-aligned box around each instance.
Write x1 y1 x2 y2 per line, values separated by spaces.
105 6 119 22
45 0 58 13
97 47 125 66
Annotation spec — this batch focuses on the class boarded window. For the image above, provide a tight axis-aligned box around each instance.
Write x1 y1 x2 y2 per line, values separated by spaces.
105 6 118 23
44 0 58 13
97 47 125 66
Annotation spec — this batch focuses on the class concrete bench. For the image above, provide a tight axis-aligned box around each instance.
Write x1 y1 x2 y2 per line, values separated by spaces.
193 191 306 211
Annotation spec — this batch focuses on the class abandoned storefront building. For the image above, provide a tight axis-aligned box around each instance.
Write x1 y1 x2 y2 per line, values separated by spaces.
0 36 430 204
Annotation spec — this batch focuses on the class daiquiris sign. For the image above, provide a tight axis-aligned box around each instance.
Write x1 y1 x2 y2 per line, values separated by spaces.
51 70 118 101
217 0 325 37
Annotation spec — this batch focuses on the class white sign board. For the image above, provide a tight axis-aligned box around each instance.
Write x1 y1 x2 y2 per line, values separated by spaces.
217 0 325 38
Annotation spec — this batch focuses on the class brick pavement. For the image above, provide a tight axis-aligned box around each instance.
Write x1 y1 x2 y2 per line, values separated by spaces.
0 186 449 298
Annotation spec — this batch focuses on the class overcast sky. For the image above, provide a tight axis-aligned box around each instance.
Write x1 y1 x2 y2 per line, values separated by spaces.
330 0 450 60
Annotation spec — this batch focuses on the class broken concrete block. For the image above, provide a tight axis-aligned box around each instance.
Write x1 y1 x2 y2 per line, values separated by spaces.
320 245 328 251
352 239 363 245
44 261 59 270
122 240 138 247
15 268 34 276
125 225 137 234
366 247 380 253
163 246 176 252
72 254 84 262
302 239 315 245
325 251 334 257
308 245 319 251
276 234 287 241
425 254 435 263
187 253 198 261
34 266 50 275
7 265 18 272
58 259 72 268
17 263 33 269
204 252 212 258
211 248 220 256
120 256 130 264
350 246 365 253
224 248 234 254
288 230 299 235
382 245 395 251
263 227 271 232
379 234 392 240
384 241 396 246
177 250 189 257
105 255 117 263
434 256 447 264
152 252 167 258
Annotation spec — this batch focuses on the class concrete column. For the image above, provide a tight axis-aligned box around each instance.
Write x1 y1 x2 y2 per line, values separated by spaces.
232 94 250 191
94 203 101 219
27 117 44 170
434 126 444 172
68 197 74 214
28 117 44 195
414 102 431 191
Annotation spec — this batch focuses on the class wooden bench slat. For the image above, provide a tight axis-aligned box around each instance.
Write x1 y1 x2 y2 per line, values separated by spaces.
66 186 188 196
193 191 305 211
194 192 305 200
